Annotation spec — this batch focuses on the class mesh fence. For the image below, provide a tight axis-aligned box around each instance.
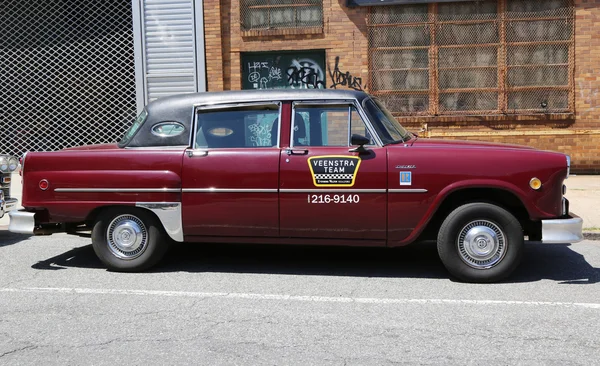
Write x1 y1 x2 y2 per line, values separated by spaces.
367 0 574 116
240 0 323 31
0 0 136 156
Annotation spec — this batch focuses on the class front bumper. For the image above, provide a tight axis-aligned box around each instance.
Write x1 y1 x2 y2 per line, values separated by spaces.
541 212 584 243
8 210 35 234
0 197 18 219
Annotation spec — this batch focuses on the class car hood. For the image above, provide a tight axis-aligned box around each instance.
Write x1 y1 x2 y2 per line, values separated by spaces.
409 138 535 150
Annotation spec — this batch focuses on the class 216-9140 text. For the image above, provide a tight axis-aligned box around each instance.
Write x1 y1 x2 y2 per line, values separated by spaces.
308 194 360 204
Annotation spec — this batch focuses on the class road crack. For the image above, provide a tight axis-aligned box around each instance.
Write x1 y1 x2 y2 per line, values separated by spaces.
0 345 38 358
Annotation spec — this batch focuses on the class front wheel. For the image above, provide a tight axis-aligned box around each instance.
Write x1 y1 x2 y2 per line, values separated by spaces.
91 207 169 272
437 203 524 283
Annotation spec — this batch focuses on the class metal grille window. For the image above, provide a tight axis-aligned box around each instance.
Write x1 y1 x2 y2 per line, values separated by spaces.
240 0 323 32
0 1 136 156
367 0 574 116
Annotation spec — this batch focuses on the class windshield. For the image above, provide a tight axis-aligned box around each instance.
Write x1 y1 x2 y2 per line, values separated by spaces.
118 109 148 147
363 98 412 145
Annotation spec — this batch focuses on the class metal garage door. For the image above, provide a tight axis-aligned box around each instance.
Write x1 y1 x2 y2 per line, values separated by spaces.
0 0 137 156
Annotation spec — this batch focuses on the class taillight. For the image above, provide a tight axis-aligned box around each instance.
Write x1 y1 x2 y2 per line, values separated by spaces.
39 179 49 191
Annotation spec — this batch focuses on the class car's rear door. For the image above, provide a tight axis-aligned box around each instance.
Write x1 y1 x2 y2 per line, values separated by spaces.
181 102 281 239
279 100 387 241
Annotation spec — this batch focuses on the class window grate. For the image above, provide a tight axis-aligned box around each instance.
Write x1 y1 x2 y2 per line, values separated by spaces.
0 1 136 156
240 0 323 31
367 0 574 116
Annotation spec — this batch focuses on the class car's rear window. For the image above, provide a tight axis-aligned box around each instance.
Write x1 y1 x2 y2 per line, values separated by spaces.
118 109 148 147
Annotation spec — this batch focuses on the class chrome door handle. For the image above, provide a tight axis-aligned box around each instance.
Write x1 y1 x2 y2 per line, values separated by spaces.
286 149 308 155
187 150 208 157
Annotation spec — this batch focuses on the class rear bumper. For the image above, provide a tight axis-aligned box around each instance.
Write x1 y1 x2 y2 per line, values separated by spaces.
8 210 35 234
541 212 584 243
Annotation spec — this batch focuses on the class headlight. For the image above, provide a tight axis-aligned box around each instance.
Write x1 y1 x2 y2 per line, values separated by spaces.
566 155 571 178
0 157 7 172
8 157 18 172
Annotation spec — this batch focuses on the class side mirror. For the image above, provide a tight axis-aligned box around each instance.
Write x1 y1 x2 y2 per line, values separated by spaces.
349 134 370 153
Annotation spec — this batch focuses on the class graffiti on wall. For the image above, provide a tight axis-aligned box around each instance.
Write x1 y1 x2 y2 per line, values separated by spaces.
328 56 364 91
242 51 326 90
247 62 283 90
242 53 364 91
287 59 326 89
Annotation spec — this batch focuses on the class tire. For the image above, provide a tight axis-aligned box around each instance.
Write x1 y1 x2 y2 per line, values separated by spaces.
91 207 169 272
437 203 524 283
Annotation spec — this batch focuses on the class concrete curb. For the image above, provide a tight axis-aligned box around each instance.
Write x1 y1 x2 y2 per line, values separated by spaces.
583 232 600 241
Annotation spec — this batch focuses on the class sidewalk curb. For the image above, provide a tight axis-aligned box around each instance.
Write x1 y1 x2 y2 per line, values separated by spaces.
583 232 600 241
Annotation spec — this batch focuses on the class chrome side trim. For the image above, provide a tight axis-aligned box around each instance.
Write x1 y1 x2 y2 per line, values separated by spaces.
54 188 181 193
183 188 278 193
389 189 428 193
541 212 583 244
8 210 36 234
280 189 386 193
136 202 183 242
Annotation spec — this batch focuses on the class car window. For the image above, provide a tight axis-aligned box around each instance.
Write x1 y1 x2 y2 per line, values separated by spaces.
363 98 412 144
195 104 280 149
118 109 148 147
151 122 185 137
292 104 373 147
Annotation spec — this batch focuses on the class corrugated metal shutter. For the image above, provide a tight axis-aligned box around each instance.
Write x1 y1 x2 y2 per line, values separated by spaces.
138 0 203 103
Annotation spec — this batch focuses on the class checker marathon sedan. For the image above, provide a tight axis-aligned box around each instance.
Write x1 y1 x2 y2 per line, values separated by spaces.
8 89 583 282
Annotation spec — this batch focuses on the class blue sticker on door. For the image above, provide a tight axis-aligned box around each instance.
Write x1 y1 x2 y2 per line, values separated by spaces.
400 171 412 186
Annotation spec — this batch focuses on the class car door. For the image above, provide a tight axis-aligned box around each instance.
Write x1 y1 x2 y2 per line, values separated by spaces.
279 100 387 241
181 102 281 239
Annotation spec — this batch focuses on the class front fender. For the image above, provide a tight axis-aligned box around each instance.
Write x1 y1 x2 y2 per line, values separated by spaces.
393 179 534 246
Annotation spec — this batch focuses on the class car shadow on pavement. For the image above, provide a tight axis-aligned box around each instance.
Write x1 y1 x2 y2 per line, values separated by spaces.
0 231 33 248
30 240 600 284
512 242 600 284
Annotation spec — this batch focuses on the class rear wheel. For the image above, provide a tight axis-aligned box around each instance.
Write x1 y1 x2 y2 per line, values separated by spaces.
437 203 524 283
91 207 169 271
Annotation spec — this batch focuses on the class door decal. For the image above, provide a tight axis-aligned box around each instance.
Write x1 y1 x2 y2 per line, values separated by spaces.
400 171 412 186
307 155 361 187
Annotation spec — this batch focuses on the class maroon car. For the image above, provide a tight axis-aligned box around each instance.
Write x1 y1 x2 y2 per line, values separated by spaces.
8 89 583 282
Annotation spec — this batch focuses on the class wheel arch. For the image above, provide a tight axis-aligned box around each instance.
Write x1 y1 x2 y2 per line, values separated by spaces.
86 202 183 242
415 186 535 242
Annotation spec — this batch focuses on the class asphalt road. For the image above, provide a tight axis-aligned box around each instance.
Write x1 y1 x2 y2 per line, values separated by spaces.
1 232 599 365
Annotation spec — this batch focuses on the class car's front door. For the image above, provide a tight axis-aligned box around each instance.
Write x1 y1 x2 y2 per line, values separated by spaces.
181 102 281 239
279 101 387 241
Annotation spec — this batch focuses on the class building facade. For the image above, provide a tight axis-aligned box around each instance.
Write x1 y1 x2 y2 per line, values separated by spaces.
0 0 598 172
204 0 600 172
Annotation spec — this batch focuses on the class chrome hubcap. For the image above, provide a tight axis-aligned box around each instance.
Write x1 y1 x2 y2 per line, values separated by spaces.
457 220 506 269
107 215 148 260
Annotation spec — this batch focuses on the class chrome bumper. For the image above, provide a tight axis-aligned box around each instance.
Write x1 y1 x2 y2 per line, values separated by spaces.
541 212 583 244
8 210 35 234
0 197 17 219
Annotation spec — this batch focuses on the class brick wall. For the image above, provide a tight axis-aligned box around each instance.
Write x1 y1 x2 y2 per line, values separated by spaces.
204 0 600 173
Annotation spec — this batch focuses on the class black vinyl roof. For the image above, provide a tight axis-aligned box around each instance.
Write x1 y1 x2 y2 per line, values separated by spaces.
124 89 370 148
147 89 369 112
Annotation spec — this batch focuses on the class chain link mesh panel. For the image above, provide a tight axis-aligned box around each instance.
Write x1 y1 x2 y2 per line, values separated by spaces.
368 0 574 116
505 0 573 113
0 0 136 156
240 0 323 31
367 5 431 115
